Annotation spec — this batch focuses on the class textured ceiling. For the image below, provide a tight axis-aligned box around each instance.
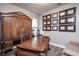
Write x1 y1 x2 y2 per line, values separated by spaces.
11 3 67 15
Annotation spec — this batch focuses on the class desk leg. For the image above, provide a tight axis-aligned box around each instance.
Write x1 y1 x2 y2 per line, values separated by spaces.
44 50 48 56
45 50 48 56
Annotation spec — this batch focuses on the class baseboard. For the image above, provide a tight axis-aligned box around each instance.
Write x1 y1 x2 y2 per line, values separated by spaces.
49 42 65 48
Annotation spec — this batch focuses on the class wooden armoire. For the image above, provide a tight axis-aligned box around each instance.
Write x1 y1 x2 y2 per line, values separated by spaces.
0 12 4 55
0 12 32 55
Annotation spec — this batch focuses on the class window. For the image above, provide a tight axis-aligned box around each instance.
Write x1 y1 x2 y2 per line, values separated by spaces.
32 18 38 35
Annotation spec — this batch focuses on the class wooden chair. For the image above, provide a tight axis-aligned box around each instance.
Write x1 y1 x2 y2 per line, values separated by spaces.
43 36 50 50
39 36 50 56
2 41 13 55
20 33 30 43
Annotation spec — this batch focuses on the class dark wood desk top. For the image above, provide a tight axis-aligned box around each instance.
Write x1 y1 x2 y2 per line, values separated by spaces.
17 36 48 52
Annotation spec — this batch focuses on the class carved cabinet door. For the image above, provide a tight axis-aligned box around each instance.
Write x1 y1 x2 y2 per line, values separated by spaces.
11 16 20 39
4 16 12 41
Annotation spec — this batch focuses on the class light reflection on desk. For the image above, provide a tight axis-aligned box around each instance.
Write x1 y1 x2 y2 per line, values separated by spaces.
32 36 43 48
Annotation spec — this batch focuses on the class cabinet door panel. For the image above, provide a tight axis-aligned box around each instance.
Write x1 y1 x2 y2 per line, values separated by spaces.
0 19 1 40
12 16 19 39
4 17 12 41
3 13 32 41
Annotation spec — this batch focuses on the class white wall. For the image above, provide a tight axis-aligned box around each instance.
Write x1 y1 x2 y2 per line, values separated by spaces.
39 3 79 47
0 3 39 19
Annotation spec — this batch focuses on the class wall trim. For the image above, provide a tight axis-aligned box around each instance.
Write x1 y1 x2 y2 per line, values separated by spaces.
49 42 65 48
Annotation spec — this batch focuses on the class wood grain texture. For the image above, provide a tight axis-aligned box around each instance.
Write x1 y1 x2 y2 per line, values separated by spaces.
1 12 32 55
2 12 32 41
16 36 49 56
17 37 48 52
4 17 12 41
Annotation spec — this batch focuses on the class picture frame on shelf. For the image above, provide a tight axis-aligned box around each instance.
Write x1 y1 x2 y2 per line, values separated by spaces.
43 16 46 20
43 26 47 31
46 20 51 25
59 18 66 24
52 26 58 31
59 25 66 31
43 20 51 25
52 12 58 18
59 25 76 32
66 7 76 16
47 14 51 19
46 26 51 31
59 16 76 24
52 19 58 25
43 14 51 20
66 25 76 32
66 16 76 24
43 21 47 25
59 7 76 32
43 26 51 31
59 10 66 17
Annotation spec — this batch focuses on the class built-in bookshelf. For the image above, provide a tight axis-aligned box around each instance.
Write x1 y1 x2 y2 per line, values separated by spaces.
43 14 51 31
42 7 76 32
59 7 76 32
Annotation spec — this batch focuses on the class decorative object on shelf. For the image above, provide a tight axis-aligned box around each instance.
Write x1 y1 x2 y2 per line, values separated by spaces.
43 16 46 20
52 26 58 31
43 14 51 31
59 25 66 31
43 26 51 31
52 19 58 25
46 20 51 25
43 21 47 25
59 7 76 17
47 26 51 30
59 7 76 32
66 25 76 32
59 10 66 17
59 25 76 32
66 16 76 24
43 20 51 26
66 7 76 16
47 14 51 19
59 16 76 24
52 12 58 18
59 18 66 24
43 14 51 20
43 26 47 30
52 12 58 31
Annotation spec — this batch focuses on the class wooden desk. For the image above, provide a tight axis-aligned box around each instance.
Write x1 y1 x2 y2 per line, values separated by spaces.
16 36 48 56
